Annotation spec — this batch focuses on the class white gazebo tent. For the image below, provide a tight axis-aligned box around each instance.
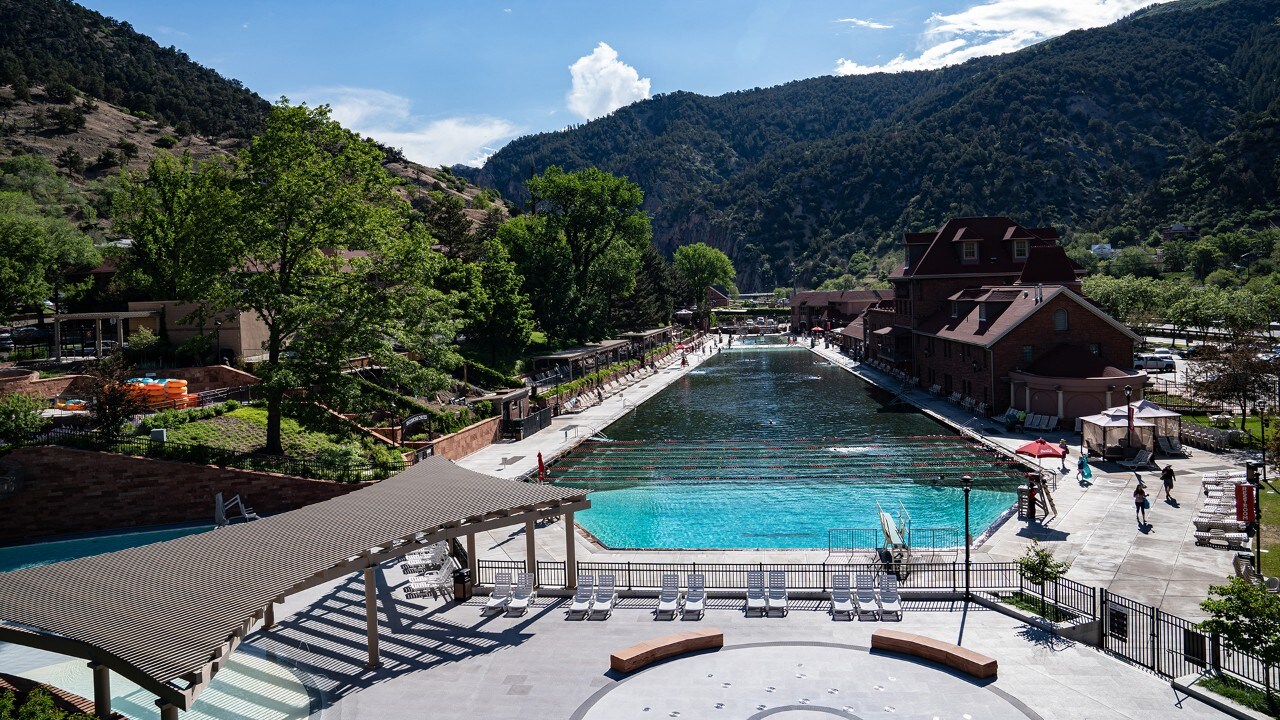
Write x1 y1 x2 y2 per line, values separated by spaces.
1121 399 1182 441
1081 412 1155 461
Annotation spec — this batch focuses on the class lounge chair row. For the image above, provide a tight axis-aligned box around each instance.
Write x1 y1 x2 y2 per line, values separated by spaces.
483 572 538 617
1119 449 1156 470
1023 414 1058 432
830 573 903 621
1156 435 1191 456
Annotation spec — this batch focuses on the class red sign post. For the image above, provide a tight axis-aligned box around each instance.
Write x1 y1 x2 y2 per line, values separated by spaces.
1237 483 1256 523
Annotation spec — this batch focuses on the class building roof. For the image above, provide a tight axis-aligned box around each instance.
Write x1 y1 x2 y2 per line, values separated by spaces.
1020 343 1132 378
1016 245 1083 285
840 319 864 337
533 339 632 362
0 457 587 710
790 289 888 308
915 285 1140 348
895 217 1060 279
619 327 672 340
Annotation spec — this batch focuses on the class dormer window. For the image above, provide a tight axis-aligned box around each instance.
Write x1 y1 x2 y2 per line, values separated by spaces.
961 242 978 263
978 303 987 322
951 301 959 318
1013 239 1028 260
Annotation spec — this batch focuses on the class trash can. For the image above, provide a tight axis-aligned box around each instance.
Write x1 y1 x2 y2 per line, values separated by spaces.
1234 551 1255 576
452 568 473 601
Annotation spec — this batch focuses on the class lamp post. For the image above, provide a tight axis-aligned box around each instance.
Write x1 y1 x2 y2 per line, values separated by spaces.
1124 384 1133 448
962 477 972 601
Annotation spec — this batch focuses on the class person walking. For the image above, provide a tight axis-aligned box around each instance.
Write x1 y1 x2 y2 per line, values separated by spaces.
1058 438 1070 472
1134 481 1150 525
1076 451 1092 483
1160 465 1176 500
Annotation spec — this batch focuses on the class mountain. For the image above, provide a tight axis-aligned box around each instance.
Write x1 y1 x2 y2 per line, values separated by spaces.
477 0 1280 291
0 0 502 229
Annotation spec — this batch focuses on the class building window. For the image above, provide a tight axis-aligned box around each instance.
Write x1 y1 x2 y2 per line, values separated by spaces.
1022 345 1033 363
978 303 987 322
1089 343 1101 355
951 302 959 318
1013 239 1028 260
1053 309 1068 331
962 242 978 262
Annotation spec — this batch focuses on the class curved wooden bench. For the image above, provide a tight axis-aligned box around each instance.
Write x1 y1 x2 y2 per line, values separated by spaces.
610 628 724 673
871 629 997 679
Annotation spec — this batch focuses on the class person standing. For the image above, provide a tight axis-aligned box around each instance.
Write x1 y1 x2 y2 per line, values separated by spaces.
1058 438 1070 471
1134 481 1150 525
1160 465 1176 500
1076 451 1092 483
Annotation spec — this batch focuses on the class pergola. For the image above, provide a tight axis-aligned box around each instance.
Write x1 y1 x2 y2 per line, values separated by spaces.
0 457 588 718
531 339 632 380
48 310 162 360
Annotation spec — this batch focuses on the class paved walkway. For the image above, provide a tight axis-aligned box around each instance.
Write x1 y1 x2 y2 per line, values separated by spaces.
460 340 1244 622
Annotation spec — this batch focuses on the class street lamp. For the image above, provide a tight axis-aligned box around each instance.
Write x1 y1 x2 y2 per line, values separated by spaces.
1124 384 1134 448
962 477 973 601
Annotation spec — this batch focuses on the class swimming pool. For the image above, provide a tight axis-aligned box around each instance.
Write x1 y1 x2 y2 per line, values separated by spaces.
552 346 1023 549
0 525 214 572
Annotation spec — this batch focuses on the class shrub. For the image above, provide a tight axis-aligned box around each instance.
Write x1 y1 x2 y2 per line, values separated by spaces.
154 134 179 149
0 392 49 445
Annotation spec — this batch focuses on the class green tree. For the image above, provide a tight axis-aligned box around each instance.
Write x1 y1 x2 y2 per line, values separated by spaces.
113 152 238 302
86 354 145 438
1189 240 1225 281
612 242 675 330
674 242 736 328
467 239 534 363
0 392 49 445
0 192 99 322
419 191 480 261
508 166 652 344
1014 539 1071 618
1107 246 1157 278
1199 577 1280 699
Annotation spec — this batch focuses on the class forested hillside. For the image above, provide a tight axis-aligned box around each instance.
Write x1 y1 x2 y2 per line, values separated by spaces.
477 0 1280 291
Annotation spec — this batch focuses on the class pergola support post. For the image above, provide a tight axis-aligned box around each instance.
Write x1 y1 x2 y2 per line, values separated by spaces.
94 318 103 358
564 511 576 590
157 700 179 720
88 662 110 719
115 318 124 346
53 319 62 362
525 518 537 586
363 566 379 669
466 532 477 580
264 601 275 630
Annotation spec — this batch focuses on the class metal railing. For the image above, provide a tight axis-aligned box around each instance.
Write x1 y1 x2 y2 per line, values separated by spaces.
30 428 405 483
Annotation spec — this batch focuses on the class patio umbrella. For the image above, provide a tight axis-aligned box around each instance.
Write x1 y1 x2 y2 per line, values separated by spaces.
1015 437 1066 477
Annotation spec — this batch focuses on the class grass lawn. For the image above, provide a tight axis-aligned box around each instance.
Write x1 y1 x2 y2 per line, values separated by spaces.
1198 674 1280 718
164 406 361 459
1000 591 1078 623
1259 485 1280 577
1182 413 1265 448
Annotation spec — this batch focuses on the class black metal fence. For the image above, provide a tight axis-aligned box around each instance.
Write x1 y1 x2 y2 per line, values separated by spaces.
507 407 552 440
475 557 1276 691
31 428 405 483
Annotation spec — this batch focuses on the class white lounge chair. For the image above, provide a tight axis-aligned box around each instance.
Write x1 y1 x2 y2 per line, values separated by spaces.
590 574 618 619
767 571 789 617
1195 529 1250 549
567 575 594 619
506 572 537 616
855 574 879 620
655 573 682 620
683 574 706 620
879 575 903 620
830 574 854 620
1119 449 1156 470
484 572 513 615
745 570 767 617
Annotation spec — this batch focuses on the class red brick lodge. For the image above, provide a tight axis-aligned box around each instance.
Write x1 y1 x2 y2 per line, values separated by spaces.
832 217 1146 425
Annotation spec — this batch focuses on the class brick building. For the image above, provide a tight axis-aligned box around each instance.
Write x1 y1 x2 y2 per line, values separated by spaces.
790 289 889 334
861 217 1145 423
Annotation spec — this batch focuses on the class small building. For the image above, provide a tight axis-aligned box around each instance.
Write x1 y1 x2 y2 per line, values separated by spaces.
1160 223 1199 241
789 289 888 334
707 285 733 309
1089 243 1114 259
127 301 269 362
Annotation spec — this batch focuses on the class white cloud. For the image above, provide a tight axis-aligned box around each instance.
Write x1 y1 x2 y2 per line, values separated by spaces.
566 42 652 120
834 17 893 30
295 87 520 167
834 0 1175 76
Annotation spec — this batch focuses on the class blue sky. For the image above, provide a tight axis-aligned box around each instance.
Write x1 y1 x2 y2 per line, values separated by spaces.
80 0 1171 167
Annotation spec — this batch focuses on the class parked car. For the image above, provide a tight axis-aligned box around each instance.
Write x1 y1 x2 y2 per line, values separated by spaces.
1134 353 1176 372
11 325 51 343
1149 348 1182 361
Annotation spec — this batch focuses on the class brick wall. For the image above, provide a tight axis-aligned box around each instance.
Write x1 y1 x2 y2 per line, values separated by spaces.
429 416 502 461
0 371 95 399
0 446 367 543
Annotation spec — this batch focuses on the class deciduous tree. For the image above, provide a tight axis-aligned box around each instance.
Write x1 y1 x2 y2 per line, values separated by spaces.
675 242 736 327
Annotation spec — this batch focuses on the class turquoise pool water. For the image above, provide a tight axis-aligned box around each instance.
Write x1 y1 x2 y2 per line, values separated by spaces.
0 525 214 572
552 346 1023 549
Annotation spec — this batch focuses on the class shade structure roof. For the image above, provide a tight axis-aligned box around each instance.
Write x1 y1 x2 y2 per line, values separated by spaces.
0 457 587 709
1108 400 1181 419
1080 413 1156 428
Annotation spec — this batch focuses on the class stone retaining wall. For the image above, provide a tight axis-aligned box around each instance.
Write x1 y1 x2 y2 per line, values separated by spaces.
0 370 95 399
0 446 367 543
429 416 502 461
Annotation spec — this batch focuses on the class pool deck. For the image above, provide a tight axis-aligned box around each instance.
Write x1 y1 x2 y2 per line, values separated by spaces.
460 340 1240 622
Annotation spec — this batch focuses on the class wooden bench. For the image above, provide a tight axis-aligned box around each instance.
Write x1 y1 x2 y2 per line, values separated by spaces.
610 628 724 673
871 629 997 679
